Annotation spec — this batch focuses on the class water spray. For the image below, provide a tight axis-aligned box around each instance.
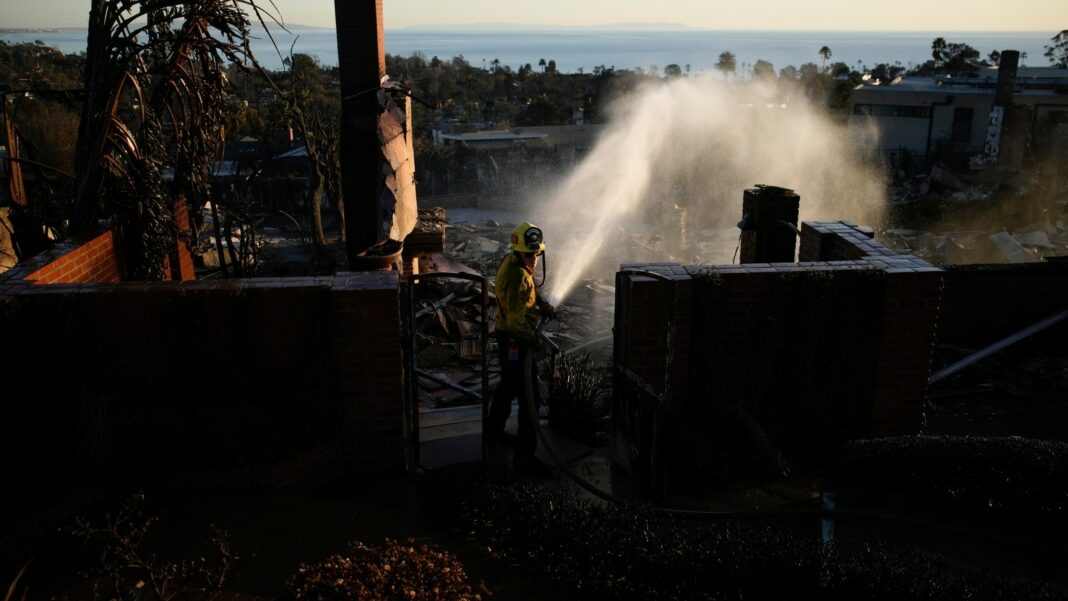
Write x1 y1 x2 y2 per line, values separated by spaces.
533 76 887 304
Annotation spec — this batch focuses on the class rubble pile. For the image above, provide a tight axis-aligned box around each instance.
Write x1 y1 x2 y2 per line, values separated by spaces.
410 276 497 408
443 218 513 277
882 216 1068 265
885 158 1068 265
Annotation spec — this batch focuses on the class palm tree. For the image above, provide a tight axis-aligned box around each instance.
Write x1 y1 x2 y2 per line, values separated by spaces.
819 46 832 71
715 51 737 77
931 37 947 69
74 0 277 278
538 58 547 73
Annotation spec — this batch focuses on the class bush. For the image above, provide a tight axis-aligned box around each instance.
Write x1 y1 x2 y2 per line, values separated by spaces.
827 436 1068 524
548 353 611 446
286 539 487 601
458 481 1062 600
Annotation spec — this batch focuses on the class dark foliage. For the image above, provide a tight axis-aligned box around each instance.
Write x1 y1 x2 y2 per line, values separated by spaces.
69 493 238 600
548 353 611 446
285 539 488 601
828 435 1068 525
458 481 1063 600
1046 30 1068 68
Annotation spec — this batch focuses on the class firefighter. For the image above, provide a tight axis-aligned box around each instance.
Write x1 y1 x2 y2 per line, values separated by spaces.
486 221 556 471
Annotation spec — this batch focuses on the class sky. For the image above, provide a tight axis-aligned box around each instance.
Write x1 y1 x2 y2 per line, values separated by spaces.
0 0 1065 31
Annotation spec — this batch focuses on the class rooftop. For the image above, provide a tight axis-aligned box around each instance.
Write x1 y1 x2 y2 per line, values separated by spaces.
439 130 549 143
854 69 1068 96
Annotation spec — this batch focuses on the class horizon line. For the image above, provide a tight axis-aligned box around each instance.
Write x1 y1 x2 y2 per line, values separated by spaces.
1 23 1058 34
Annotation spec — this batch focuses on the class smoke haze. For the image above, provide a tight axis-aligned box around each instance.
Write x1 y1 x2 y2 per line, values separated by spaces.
532 76 886 304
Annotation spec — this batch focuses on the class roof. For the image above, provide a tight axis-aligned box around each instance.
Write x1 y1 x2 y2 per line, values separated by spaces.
274 144 309 159
209 161 250 178
853 73 1068 98
513 124 606 148
979 66 1068 80
439 130 549 143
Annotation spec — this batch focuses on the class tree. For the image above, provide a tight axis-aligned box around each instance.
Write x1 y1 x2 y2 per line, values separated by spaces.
752 59 776 81
288 54 328 249
73 0 271 279
1045 30 1068 68
819 45 832 70
870 63 904 83
546 59 557 74
715 51 736 77
931 37 947 68
538 57 547 72
663 64 683 79
988 50 1001 66
943 42 981 75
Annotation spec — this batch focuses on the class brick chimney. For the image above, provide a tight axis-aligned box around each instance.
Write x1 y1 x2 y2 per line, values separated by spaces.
334 1 387 261
738 185 800 264
993 50 1019 108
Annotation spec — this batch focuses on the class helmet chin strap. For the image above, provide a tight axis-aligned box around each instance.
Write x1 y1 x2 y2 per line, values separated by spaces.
535 252 547 288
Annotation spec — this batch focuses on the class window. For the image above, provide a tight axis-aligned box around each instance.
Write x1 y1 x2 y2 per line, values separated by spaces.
853 104 931 118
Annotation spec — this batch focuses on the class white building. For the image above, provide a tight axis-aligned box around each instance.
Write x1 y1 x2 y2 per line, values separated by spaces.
849 67 1068 166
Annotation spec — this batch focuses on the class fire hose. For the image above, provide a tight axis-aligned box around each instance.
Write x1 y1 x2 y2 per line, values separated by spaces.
515 320 1049 548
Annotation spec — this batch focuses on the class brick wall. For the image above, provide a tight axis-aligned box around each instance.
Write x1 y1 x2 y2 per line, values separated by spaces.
3 196 196 286
164 196 196 281
0 271 406 486
615 221 944 490
613 264 692 489
5 229 125 284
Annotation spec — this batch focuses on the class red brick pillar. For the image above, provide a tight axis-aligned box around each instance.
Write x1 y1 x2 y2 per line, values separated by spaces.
166 196 196 281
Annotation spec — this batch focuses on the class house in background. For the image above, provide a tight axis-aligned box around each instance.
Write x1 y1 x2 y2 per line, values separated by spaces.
849 65 1068 170
427 125 606 198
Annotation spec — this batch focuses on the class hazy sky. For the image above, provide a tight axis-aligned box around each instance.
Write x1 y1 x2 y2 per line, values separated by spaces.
1 0 1065 31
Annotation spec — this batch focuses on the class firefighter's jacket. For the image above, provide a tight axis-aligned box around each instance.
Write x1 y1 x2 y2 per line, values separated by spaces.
494 253 539 345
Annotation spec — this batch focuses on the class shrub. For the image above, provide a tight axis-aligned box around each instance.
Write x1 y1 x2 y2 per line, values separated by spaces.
548 353 611 446
286 539 487 601
458 481 1062 600
827 435 1068 524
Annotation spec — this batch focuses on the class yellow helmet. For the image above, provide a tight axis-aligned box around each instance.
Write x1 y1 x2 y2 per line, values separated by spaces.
508 221 546 254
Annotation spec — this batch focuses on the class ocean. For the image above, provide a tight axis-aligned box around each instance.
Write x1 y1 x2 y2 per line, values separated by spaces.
1 28 1054 74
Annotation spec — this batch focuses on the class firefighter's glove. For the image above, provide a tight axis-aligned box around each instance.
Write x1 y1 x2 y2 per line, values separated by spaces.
538 300 558 319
